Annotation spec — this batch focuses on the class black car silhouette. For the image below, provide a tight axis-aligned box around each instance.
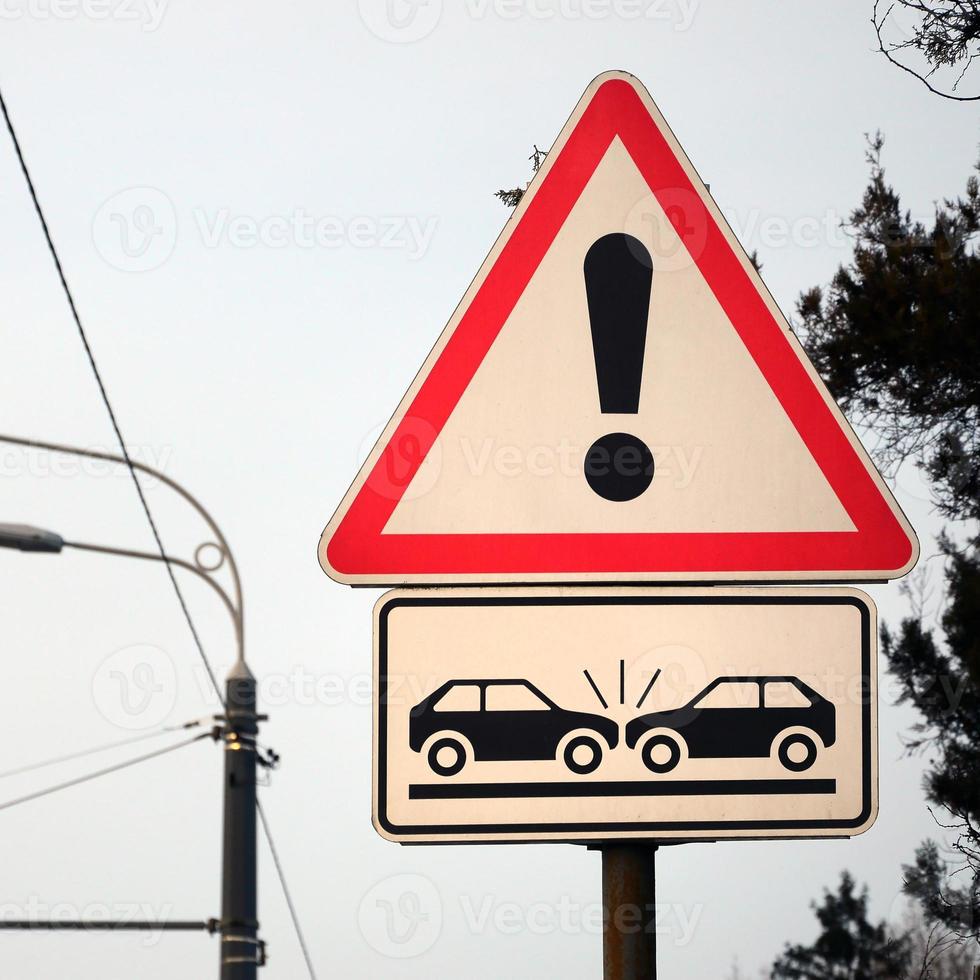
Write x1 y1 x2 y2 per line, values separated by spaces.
625 676 835 774
409 679 619 777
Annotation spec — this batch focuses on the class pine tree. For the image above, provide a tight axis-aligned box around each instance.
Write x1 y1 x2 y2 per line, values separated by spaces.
799 139 980 948
771 873 910 979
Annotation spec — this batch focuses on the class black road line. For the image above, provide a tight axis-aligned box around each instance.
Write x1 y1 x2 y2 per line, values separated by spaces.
409 778 837 800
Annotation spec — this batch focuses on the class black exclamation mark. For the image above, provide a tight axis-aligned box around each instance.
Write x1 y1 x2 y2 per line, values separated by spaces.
583 233 654 502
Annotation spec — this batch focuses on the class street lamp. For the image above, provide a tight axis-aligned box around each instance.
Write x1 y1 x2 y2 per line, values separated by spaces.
0 522 243 648
0 523 64 553
0 432 245 660
0 434 264 979
0 523 243 662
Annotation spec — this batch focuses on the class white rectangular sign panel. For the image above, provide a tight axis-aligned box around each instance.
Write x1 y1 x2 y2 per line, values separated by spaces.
373 587 877 843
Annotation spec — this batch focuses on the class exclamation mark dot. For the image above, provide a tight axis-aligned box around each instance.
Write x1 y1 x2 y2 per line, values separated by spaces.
582 232 654 502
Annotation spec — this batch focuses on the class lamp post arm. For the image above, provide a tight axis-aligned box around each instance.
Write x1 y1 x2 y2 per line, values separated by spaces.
64 540 242 662
0 433 244 662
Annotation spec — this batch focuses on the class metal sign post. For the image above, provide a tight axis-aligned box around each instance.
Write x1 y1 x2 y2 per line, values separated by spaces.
601 845 658 980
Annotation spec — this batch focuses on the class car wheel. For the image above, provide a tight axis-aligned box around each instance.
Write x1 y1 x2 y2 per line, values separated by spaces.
563 734 603 775
777 732 817 772
640 733 681 774
427 736 466 777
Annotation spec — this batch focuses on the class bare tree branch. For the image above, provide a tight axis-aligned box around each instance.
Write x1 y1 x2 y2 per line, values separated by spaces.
873 0 980 101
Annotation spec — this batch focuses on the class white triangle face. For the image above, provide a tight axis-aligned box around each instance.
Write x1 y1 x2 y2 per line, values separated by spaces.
386 138 854 536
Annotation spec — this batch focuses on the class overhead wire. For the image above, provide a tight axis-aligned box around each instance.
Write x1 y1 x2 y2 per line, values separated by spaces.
257 799 319 980
0 84 222 703
0 733 210 813
0 718 210 781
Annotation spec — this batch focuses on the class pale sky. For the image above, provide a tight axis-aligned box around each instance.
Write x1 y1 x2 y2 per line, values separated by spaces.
0 1 976 977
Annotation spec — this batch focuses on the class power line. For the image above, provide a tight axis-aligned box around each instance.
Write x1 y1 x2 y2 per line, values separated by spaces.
0 718 209 781
0 733 209 813
257 798 319 980
0 83 222 703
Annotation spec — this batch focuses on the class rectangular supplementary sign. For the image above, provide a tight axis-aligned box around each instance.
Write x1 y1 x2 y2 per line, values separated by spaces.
373 587 877 844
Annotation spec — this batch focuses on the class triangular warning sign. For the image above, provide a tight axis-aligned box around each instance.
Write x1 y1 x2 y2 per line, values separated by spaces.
319 71 917 585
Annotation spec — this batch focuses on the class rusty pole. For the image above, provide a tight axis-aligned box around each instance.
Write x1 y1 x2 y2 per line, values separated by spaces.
601 844 658 980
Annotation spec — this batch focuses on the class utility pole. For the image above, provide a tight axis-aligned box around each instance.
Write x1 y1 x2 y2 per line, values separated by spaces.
220 661 263 977
0 435 269 978
601 844 657 980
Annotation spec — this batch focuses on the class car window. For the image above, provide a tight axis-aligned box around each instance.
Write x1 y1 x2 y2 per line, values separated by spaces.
694 681 760 709
432 684 480 712
764 682 811 708
485 683 550 712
